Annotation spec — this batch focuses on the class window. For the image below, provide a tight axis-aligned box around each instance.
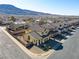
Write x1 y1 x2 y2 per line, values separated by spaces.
28 35 30 40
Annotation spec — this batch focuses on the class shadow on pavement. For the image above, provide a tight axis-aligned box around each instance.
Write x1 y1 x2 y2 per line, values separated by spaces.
37 40 63 51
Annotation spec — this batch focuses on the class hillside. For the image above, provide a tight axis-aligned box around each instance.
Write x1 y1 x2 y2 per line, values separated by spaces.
0 4 51 15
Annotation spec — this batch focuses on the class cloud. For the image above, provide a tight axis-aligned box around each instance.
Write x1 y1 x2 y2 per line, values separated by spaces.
0 0 15 4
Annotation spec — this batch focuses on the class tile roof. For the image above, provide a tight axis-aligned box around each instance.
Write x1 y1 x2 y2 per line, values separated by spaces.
29 23 44 32
29 31 42 39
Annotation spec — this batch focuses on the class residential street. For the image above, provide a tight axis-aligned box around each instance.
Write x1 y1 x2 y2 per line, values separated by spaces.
48 28 79 59
0 28 31 59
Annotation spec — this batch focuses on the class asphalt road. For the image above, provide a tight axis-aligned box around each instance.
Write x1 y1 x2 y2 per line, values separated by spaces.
48 28 79 59
0 28 31 59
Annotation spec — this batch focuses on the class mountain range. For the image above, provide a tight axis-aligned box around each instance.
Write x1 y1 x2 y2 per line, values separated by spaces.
0 4 51 15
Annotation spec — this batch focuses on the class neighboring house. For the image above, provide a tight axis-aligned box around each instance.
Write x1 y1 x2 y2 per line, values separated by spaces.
7 21 28 34
1 19 13 25
8 21 27 30
0 16 13 25
25 31 49 46
23 23 50 46
41 23 61 37
28 23 46 36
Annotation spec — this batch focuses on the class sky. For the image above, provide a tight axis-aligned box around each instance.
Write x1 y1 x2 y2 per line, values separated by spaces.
0 0 79 15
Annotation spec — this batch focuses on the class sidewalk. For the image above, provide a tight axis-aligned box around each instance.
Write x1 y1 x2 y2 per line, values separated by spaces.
0 27 31 59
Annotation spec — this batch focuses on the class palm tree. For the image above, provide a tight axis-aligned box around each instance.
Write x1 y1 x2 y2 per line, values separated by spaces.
0 17 2 24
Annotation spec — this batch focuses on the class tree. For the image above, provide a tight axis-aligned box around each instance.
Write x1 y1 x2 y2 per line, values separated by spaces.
24 18 35 23
8 16 16 22
0 16 2 24
38 20 47 25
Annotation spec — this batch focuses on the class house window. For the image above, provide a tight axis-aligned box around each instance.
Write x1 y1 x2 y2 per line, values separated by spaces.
28 35 30 40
